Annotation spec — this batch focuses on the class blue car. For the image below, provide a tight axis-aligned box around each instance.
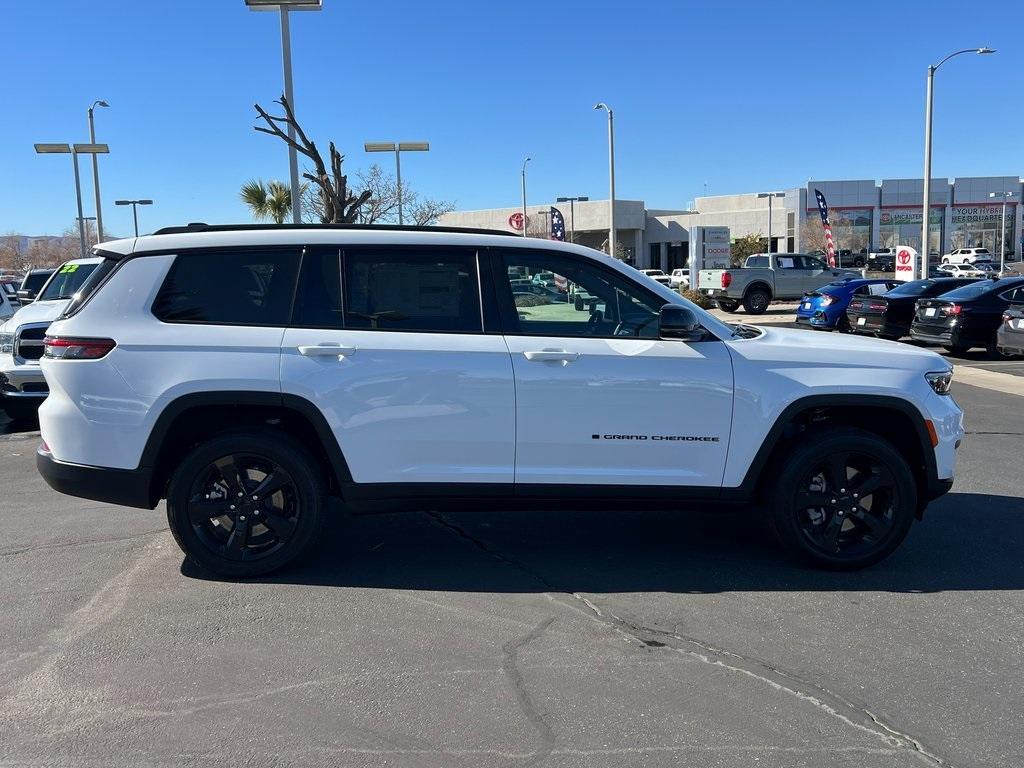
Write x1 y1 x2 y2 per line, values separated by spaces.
796 278 902 331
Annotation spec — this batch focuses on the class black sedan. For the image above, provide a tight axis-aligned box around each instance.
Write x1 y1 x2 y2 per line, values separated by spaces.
909 277 1024 356
846 277 980 340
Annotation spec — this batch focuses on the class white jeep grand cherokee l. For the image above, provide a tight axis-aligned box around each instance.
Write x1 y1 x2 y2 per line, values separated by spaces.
37 224 963 575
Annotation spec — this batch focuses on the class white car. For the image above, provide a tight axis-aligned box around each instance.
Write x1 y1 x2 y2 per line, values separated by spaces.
935 263 986 278
0 257 101 420
942 247 993 265
37 224 962 576
669 269 690 290
0 281 20 321
639 268 672 286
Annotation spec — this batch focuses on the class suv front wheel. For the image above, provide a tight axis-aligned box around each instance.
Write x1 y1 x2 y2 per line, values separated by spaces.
768 427 917 569
166 430 326 577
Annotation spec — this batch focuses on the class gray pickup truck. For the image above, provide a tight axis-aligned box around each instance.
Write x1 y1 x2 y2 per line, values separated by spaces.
698 253 861 313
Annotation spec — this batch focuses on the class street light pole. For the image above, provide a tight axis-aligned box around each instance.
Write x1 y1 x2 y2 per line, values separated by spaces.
921 46 995 280
34 143 109 259
246 1 324 224
87 100 109 242
364 142 430 225
115 199 154 237
557 196 589 244
757 192 785 255
521 157 530 238
594 103 616 257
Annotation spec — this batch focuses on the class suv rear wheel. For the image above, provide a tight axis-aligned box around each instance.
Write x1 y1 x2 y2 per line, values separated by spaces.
166 430 326 577
768 427 917 569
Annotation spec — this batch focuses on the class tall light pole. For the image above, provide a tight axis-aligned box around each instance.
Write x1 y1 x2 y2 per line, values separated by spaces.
35 143 109 258
556 196 589 243
87 100 109 242
593 103 616 257
115 199 154 238
989 191 1013 273
921 46 995 279
364 142 430 225
520 157 531 238
245 0 323 224
756 192 785 254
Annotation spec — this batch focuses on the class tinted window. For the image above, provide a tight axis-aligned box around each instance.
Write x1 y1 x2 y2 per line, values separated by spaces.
497 250 662 338
59 259 118 318
1001 286 1024 303
21 271 53 292
343 249 481 333
746 256 769 268
38 262 99 301
938 281 1002 301
292 249 343 328
153 249 301 325
802 256 827 270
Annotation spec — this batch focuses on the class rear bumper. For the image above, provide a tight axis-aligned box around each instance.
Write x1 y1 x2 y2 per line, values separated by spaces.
36 447 156 510
909 326 955 345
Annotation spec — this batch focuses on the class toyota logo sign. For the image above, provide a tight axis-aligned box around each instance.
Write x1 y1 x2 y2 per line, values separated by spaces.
508 212 529 231
898 250 911 265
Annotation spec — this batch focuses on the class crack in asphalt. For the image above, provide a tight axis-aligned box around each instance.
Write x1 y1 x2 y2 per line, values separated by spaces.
420 509 950 768
0 529 169 559
502 617 557 766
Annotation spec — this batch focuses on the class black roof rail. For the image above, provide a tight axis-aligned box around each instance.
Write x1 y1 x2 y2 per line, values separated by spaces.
150 222 517 238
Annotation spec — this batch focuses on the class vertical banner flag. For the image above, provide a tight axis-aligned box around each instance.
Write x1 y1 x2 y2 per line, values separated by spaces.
550 207 566 241
813 189 837 268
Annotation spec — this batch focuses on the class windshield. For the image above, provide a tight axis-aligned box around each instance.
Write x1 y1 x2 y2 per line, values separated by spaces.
38 263 99 301
22 271 54 292
887 279 934 297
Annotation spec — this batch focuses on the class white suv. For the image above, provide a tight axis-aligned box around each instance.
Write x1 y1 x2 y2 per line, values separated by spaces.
37 225 963 575
942 247 993 265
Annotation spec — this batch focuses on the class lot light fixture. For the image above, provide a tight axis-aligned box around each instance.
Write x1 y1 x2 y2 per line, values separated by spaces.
593 103 616 257
521 157 531 238
35 142 109 258
115 199 154 238
87 100 110 242
364 141 431 225
757 192 785 255
921 46 995 280
245 0 323 223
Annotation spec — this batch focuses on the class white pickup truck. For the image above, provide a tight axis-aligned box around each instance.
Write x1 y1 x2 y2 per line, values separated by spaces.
698 253 861 313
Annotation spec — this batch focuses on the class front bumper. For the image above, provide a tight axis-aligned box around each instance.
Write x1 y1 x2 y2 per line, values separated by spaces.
0 360 48 398
36 446 157 509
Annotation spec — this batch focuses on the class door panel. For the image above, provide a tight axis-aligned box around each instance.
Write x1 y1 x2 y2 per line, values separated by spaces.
280 246 516 485
772 255 805 295
505 335 734 486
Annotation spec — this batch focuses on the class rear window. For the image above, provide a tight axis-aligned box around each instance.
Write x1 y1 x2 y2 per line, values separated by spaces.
343 249 481 333
886 279 933 297
38 262 99 301
153 249 301 325
21 271 53 292
939 281 1002 301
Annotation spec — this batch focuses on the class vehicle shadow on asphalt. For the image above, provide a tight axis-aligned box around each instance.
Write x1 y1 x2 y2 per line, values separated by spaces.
182 492 1024 592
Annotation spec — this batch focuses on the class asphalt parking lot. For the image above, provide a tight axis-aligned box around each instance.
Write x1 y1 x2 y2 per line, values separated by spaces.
1 382 1022 768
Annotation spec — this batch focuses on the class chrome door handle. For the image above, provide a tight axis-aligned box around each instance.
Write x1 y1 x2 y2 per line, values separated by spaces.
298 344 357 357
523 350 580 363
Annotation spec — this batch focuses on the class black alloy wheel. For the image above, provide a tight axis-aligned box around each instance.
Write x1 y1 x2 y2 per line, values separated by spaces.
167 430 325 577
769 428 916 569
743 289 770 314
187 453 299 563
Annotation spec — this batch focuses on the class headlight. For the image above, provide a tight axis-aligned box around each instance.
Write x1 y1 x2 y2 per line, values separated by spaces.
926 370 953 395
0 331 13 355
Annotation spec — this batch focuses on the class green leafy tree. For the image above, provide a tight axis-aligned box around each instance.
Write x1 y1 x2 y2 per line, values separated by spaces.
240 179 298 225
730 232 767 266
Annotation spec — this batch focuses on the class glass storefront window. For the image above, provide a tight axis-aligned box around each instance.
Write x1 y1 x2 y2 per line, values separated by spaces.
949 205 1015 257
878 208 943 256
830 208 872 253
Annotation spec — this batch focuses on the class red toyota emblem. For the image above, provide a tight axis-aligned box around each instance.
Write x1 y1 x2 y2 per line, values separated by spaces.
898 250 911 264
508 212 528 231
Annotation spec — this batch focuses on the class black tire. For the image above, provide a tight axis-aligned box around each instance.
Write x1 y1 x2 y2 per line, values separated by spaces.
768 427 917 570
835 314 852 333
854 257 866 268
943 345 969 355
742 288 771 314
986 337 1015 359
166 429 326 578
715 299 739 313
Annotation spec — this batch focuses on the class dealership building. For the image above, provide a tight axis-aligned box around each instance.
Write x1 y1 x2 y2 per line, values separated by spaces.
439 176 1022 271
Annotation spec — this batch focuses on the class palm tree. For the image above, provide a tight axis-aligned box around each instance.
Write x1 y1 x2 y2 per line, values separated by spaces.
240 179 296 224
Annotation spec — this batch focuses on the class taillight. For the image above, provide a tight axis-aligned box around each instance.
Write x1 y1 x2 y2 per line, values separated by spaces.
43 336 116 360
820 294 836 306
945 304 962 316
1004 313 1013 324
721 271 732 289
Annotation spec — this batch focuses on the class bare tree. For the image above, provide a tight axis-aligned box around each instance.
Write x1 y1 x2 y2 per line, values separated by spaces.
253 95 370 224
345 163 456 226
408 197 456 226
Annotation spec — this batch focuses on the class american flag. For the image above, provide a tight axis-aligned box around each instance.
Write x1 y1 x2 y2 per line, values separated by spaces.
550 206 566 241
813 189 837 268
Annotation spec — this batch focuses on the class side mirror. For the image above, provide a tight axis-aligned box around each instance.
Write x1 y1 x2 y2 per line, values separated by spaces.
659 304 708 342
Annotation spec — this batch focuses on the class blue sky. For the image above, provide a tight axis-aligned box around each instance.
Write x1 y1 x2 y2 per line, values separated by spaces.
4 0 1022 237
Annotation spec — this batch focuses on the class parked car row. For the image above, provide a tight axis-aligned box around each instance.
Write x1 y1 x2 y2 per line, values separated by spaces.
794 274 1024 359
